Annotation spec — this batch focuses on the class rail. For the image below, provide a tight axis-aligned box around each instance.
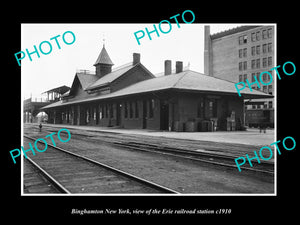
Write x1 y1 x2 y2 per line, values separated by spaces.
113 141 274 176
23 135 180 194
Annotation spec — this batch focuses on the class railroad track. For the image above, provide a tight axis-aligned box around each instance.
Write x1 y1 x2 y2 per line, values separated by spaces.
112 141 274 175
25 124 274 176
58 129 274 175
23 135 179 194
23 158 62 193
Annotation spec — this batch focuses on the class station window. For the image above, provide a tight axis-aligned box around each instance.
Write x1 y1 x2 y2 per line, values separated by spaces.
99 105 103 119
124 101 128 118
197 97 205 118
149 99 154 118
101 105 105 119
129 101 133 118
239 74 243 82
208 99 217 118
105 104 109 118
86 109 89 123
102 105 105 118
135 101 139 118
268 101 273 109
109 104 113 118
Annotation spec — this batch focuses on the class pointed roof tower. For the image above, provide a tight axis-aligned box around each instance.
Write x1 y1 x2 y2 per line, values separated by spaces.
94 44 114 78
93 45 114 66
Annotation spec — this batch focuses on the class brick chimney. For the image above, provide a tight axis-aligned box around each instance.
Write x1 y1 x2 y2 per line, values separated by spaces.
204 25 212 76
175 61 183 74
164 60 172 75
133 53 140 65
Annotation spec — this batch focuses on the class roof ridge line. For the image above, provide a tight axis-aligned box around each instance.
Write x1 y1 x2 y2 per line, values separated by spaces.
172 70 189 88
86 63 138 91
111 61 132 72
188 69 244 85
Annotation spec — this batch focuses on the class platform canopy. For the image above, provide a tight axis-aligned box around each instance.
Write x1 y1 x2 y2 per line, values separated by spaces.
42 85 70 95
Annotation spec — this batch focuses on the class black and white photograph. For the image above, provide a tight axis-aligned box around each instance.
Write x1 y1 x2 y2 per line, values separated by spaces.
4 5 298 220
21 23 276 196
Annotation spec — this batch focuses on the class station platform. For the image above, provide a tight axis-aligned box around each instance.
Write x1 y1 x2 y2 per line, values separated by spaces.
25 123 275 146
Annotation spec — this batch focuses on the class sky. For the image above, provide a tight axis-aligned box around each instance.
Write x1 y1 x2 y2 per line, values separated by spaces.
21 23 242 100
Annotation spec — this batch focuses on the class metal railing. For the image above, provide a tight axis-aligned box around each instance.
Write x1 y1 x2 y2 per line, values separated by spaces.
76 69 95 74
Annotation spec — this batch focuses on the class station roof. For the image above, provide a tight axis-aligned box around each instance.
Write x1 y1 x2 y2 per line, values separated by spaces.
42 70 272 109
86 63 136 90
76 73 99 90
104 70 272 98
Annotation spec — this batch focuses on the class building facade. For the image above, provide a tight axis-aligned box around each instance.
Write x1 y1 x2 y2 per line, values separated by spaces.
204 25 275 127
42 44 272 131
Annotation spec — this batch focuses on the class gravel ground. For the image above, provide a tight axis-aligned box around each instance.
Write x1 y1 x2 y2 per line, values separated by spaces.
23 124 274 194
23 158 60 193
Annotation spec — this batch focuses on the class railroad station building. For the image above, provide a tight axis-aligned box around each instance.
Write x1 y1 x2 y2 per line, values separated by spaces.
42 44 272 131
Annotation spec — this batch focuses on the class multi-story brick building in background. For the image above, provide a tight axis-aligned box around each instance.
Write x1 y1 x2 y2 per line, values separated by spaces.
204 25 275 128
